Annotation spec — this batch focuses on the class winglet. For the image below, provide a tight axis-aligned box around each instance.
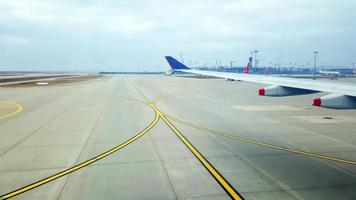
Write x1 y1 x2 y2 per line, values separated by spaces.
165 56 190 70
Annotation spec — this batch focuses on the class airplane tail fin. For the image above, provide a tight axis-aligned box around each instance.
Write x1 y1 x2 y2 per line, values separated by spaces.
244 63 250 74
244 57 253 74
165 56 190 70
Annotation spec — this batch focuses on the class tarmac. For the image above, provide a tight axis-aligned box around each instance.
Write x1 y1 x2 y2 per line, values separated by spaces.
0 75 355 200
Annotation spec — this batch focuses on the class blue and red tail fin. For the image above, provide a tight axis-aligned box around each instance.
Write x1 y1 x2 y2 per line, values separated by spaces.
244 56 253 74
165 56 190 70
244 63 250 74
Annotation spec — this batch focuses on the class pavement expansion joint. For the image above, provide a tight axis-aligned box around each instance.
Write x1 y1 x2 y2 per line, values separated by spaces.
164 113 356 166
0 97 159 200
132 84 244 200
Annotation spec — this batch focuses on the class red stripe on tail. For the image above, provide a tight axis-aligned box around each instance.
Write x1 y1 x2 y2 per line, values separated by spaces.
244 63 250 74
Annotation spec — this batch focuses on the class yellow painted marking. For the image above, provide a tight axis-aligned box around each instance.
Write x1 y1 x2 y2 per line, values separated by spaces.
3 83 243 200
0 102 23 120
166 113 356 166
130 83 243 200
155 106 243 200
1 104 159 199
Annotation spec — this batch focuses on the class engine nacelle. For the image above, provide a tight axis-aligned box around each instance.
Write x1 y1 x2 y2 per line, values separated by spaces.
313 94 356 109
259 85 317 96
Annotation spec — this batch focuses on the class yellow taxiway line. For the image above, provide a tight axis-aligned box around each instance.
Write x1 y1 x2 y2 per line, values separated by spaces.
131 84 243 200
158 109 244 200
2 84 244 200
165 113 356 166
1 102 159 200
0 102 23 120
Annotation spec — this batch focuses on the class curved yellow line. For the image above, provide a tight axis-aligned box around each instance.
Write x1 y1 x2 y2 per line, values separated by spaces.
1 103 158 199
165 113 356 166
0 102 23 120
158 110 243 200
132 83 244 199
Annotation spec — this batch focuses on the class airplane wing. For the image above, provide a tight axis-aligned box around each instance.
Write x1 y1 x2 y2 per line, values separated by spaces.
165 56 356 109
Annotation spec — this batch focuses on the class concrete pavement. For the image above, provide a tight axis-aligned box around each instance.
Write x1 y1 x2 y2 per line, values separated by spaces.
0 75 356 199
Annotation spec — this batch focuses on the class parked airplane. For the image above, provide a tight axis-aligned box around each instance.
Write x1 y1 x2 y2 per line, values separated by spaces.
318 70 341 79
165 56 356 109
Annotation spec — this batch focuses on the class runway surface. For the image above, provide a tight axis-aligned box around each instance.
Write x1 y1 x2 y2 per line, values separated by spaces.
0 75 355 200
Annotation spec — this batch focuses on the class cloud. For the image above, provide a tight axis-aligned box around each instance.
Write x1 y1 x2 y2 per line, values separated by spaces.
0 0 158 35
0 35 29 46
0 0 355 70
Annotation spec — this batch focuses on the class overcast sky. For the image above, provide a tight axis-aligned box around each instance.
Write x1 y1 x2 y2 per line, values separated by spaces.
0 0 355 71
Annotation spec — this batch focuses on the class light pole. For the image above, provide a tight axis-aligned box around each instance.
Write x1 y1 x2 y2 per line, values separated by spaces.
230 60 237 68
314 51 318 79
250 51 253 68
254 50 259 68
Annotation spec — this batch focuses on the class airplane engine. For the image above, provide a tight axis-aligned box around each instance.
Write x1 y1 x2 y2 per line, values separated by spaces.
259 85 316 96
313 94 356 109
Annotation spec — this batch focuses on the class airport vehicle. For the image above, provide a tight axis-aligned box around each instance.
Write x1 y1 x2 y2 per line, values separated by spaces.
165 56 356 109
